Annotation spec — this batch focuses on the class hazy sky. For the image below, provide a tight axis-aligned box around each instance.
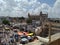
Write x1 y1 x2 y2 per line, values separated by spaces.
0 0 60 18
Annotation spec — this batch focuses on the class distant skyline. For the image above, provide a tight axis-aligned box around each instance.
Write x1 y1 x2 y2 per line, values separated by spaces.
0 0 60 18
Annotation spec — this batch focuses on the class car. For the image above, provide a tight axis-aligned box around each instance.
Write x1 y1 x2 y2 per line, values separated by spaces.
20 35 27 39
27 36 33 42
20 38 28 44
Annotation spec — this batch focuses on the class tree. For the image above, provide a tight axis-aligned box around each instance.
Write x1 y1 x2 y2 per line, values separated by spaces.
26 19 32 24
2 19 10 25
19 17 25 20
19 17 25 23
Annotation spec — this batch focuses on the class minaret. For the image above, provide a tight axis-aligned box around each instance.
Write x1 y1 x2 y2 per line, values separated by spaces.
40 11 43 26
40 11 42 16
28 13 30 17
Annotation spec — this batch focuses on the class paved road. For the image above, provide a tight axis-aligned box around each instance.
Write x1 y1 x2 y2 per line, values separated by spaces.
18 40 43 45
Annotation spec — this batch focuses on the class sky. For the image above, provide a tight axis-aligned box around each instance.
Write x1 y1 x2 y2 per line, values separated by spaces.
38 0 56 7
0 0 60 18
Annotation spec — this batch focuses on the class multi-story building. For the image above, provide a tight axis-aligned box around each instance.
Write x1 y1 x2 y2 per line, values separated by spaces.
28 11 48 25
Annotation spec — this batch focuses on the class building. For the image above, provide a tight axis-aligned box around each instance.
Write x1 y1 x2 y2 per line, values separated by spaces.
28 11 48 25
28 11 48 20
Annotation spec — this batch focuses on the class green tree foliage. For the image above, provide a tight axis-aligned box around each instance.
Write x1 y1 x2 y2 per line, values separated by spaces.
18 17 25 23
19 17 25 20
2 19 10 25
26 19 32 24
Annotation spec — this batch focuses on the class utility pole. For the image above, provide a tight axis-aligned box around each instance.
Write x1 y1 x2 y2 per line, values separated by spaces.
48 22 51 43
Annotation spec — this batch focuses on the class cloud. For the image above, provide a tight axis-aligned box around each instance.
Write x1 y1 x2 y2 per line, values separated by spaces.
0 0 60 18
53 0 60 18
3 0 18 7
0 0 41 17
48 0 60 18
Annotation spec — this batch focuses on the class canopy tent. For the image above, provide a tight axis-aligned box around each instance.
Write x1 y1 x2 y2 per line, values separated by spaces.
18 32 23 35
27 33 33 36
17 32 33 36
